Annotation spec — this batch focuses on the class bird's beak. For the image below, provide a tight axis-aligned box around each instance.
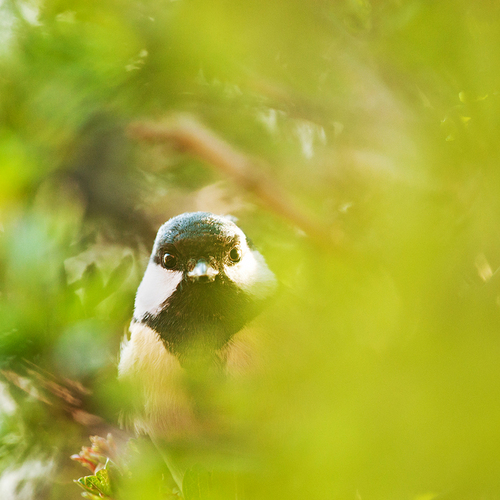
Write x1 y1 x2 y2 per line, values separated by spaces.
187 259 219 282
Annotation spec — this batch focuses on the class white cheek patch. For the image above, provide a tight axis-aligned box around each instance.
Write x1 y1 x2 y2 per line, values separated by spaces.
224 249 276 298
134 262 183 320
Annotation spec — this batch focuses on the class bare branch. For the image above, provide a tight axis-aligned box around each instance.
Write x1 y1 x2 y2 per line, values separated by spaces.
128 115 345 251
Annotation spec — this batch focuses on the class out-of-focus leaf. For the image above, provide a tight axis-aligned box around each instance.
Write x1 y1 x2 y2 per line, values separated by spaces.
103 255 133 296
183 464 212 500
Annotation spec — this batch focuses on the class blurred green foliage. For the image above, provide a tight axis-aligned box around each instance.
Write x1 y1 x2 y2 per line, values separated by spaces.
1 0 500 499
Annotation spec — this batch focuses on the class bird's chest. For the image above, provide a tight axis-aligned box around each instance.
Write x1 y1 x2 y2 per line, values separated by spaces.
119 322 232 438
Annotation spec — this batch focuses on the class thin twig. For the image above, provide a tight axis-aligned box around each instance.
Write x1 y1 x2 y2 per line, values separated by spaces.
128 115 344 251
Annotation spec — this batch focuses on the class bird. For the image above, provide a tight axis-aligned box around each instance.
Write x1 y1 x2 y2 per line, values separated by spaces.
118 211 276 491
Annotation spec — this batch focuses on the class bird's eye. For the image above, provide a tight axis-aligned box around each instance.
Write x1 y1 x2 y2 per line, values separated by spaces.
162 253 177 269
229 247 242 263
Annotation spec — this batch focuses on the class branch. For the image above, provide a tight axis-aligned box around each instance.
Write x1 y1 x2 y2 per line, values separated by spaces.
127 115 344 251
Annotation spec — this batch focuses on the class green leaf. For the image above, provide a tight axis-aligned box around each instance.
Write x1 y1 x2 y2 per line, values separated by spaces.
75 469 113 498
95 468 113 497
76 476 102 495
103 254 133 296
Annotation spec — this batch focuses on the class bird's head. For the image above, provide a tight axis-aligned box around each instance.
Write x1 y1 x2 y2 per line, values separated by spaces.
133 212 276 363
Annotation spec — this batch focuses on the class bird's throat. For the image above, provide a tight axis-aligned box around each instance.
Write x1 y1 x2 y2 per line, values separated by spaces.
139 278 259 365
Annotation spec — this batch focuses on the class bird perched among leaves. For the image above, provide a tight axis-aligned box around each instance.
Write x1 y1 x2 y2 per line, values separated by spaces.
118 212 276 491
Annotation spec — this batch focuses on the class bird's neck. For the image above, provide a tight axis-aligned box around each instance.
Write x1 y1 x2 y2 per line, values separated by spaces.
138 280 262 364
140 306 255 365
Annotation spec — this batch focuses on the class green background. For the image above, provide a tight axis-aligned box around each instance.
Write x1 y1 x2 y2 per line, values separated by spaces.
1 1 500 499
